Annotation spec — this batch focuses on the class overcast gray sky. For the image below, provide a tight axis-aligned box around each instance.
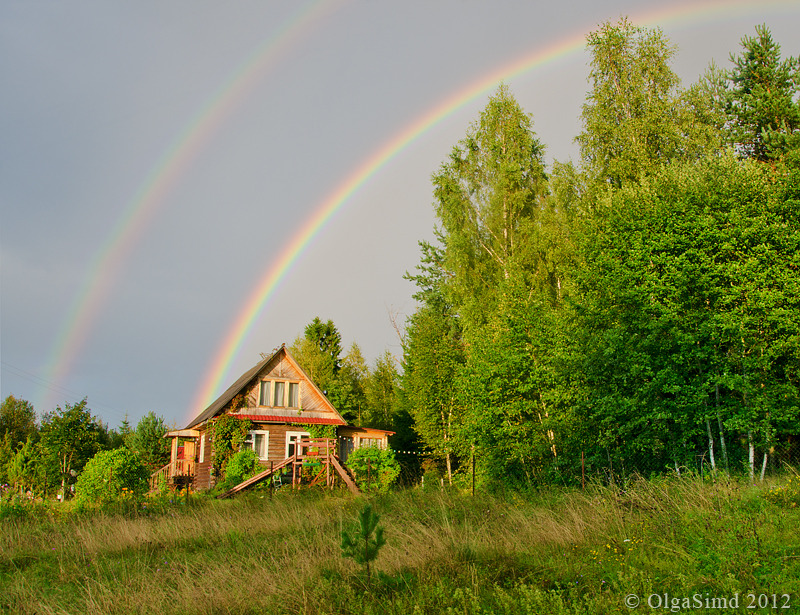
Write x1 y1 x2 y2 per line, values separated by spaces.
2 0 799 429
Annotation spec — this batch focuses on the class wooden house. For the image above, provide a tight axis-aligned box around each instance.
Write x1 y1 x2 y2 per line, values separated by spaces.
153 344 392 492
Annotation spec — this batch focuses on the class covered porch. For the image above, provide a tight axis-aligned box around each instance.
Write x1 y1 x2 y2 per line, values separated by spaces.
149 429 199 490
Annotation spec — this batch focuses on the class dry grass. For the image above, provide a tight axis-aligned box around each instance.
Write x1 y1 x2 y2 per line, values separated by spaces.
2 475 799 614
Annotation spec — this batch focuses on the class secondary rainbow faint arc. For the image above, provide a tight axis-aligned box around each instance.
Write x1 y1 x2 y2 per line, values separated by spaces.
37 0 344 412
189 0 800 420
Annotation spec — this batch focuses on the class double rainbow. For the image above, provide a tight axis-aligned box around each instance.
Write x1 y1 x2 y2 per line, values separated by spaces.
36 0 799 420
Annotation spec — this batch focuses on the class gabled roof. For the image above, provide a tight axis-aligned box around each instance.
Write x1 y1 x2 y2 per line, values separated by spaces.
185 344 346 429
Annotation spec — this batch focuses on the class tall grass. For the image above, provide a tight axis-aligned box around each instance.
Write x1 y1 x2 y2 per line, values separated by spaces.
1 474 799 614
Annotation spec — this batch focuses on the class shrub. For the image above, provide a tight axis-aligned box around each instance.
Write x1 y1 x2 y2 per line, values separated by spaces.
224 449 261 486
346 446 400 493
211 448 262 494
75 448 149 504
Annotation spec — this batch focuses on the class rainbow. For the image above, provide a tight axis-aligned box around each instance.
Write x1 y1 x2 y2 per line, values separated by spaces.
37 0 346 412
34 0 798 418
188 0 800 421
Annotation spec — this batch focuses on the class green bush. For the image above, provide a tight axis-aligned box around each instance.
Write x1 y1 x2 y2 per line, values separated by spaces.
223 449 261 486
346 446 400 493
75 448 149 504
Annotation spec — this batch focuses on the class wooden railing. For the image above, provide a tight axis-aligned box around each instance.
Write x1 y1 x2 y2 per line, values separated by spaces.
149 459 195 491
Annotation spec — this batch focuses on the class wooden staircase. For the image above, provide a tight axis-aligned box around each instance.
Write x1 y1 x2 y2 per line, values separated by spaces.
217 438 360 498
217 456 296 499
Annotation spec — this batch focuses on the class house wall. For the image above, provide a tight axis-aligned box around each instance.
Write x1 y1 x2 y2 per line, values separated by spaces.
194 428 214 491
239 354 332 415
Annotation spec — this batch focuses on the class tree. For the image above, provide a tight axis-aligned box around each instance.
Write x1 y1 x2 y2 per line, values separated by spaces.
573 155 800 476
7 436 56 496
577 18 720 193
290 335 337 396
125 412 170 472
345 446 400 494
433 84 548 331
39 399 103 499
721 25 800 164
75 448 149 504
577 18 681 190
401 302 465 485
334 343 370 424
364 351 399 431
304 317 343 372
0 395 36 447
340 504 387 586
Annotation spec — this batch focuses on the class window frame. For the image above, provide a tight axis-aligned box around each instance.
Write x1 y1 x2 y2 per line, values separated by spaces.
242 429 270 460
257 379 301 409
285 430 311 458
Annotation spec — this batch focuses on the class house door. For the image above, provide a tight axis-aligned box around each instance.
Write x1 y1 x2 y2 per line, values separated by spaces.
285 431 310 458
339 437 354 464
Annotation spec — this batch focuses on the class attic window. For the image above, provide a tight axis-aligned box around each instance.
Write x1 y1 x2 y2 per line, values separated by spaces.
258 379 300 408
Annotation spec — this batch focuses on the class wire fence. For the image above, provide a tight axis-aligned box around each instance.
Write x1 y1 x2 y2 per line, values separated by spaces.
390 439 800 489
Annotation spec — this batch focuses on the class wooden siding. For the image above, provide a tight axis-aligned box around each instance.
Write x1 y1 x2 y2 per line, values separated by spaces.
194 429 214 491
238 353 336 417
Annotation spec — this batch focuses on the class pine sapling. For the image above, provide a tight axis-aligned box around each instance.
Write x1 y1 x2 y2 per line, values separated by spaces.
340 504 386 586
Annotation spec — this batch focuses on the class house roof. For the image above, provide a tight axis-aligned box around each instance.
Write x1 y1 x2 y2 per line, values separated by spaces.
234 415 345 426
185 344 346 429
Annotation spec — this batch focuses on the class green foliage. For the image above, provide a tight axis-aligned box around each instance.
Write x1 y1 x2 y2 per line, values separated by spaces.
297 423 337 440
340 503 387 585
457 275 574 487
304 316 343 372
432 84 548 329
345 446 400 493
0 395 36 449
291 335 337 396
577 18 680 189
0 396 37 484
721 25 800 163
577 18 720 194
335 343 370 424
74 447 149 504
208 414 251 478
125 411 170 471
363 351 398 431
764 474 800 508
39 399 104 498
573 155 800 474
222 449 260 487
6 436 56 496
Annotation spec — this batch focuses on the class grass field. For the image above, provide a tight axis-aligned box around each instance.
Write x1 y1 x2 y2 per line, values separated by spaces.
1 473 799 614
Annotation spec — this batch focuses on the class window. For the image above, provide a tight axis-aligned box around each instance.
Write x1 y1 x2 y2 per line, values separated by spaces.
359 437 382 449
258 379 300 408
273 381 285 407
242 430 270 460
286 431 310 458
199 434 205 463
259 381 270 406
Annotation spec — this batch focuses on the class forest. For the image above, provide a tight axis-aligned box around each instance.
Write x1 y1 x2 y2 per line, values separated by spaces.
1 19 799 501
396 19 800 488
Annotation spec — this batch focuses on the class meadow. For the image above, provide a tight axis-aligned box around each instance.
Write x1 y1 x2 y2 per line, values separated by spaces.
1 473 799 614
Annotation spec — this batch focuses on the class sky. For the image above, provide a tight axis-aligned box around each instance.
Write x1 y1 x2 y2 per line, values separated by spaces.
2 0 799 430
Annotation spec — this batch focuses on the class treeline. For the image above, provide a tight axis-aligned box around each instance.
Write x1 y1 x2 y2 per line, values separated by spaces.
398 20 800 487
0 395 170 499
